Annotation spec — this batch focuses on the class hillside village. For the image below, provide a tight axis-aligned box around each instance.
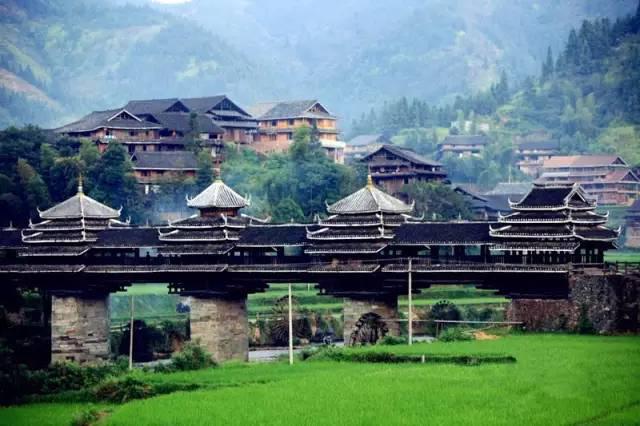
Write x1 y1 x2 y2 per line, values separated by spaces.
51 88 640 248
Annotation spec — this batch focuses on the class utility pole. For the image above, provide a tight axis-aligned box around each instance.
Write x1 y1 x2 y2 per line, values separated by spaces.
129 295 135 370
288 283 294 365
408 257 413 346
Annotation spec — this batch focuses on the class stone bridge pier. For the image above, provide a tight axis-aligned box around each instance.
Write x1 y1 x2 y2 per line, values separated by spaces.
190 295 249 362
343 295 400 345
50 291 111 364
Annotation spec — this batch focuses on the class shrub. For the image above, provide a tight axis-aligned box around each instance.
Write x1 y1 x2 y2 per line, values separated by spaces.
379 335 407 345
170 341 216 371
93 376 154 403
438 327 474 342
70 406 101 426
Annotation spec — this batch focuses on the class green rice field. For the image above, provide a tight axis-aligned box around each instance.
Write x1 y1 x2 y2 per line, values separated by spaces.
1 334 639 425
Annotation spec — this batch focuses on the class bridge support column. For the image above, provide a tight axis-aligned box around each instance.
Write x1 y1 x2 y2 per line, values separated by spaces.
190 295 248 362
343 295 400 345
507 272 640 333
51 293 110 364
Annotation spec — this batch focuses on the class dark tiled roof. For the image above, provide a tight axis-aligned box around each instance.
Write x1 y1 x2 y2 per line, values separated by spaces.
363 145 441 167
55 109 161 133
255 100 334 120
484 194 512 212
94 228 161 247
513 185 574 207
131 151 198 170
575 226 619 241
125 98 187 115
440 135 489 146
238 225 309 246
152 113 223 134
180 96 227 113
517 140 559 151
394 222 492 244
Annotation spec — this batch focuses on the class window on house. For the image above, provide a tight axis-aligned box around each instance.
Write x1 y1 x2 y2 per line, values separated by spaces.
129 131 135 136
271 120 277 126
288 119 294 126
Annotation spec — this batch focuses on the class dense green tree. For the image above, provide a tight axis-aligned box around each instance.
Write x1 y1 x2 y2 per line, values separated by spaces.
195 150 214 191
405 182 472 221
16 159 50 218
90 142 140 220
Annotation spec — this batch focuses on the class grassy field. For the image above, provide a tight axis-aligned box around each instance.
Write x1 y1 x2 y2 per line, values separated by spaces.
110 284 505 323
605 251 640 263
2 334 639 425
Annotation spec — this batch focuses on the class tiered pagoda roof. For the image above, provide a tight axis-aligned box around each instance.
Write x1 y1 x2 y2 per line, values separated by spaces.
490 183 619 252
158 176 267 253
20 179 129 255
306 176 420 255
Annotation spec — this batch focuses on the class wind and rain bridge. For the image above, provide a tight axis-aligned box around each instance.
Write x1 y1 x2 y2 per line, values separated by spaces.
0 175 624 363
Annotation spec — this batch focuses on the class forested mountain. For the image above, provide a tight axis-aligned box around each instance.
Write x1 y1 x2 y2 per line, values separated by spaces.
0 0 635 128
0 0 278 128
352 7 640 186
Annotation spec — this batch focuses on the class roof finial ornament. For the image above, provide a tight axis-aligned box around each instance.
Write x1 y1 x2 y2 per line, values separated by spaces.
77 173 84 194
366 174 374 187
214 157 222 182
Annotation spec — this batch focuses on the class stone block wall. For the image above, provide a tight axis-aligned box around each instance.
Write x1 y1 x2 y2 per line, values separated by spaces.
190 296 248 362
507 271 640 333
343 296 400 344
51 294 110 364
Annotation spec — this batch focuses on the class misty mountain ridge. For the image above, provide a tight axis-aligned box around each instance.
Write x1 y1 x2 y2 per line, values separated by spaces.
0 0 635 129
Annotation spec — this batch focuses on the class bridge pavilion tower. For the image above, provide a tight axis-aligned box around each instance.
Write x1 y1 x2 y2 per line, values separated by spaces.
22 178 129 363
307 175 421 344
159 175 266 362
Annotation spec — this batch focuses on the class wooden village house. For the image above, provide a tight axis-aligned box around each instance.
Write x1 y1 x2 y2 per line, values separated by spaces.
515 140 560 178
250 100 346 163
436 135 489 159
538 155 640 206
360 145 447 196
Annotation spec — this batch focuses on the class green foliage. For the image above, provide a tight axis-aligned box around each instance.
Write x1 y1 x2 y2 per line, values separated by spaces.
93 377 154 404
3 335 640 425
69 406 101 426
379 335 407 345
222 145 358 223
195 150 214 192
16 158 51 218
405 182 472 220
438 327 474 342
169 341 216 371
0 350 128 404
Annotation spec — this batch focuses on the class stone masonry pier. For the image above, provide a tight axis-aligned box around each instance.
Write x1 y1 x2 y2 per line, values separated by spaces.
190 295 249 362
343 295 400 345
51 293 111 364
507 271 640 333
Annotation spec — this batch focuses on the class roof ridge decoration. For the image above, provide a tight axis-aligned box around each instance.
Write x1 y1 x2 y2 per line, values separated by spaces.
326 177 414 215
186 178 250 210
